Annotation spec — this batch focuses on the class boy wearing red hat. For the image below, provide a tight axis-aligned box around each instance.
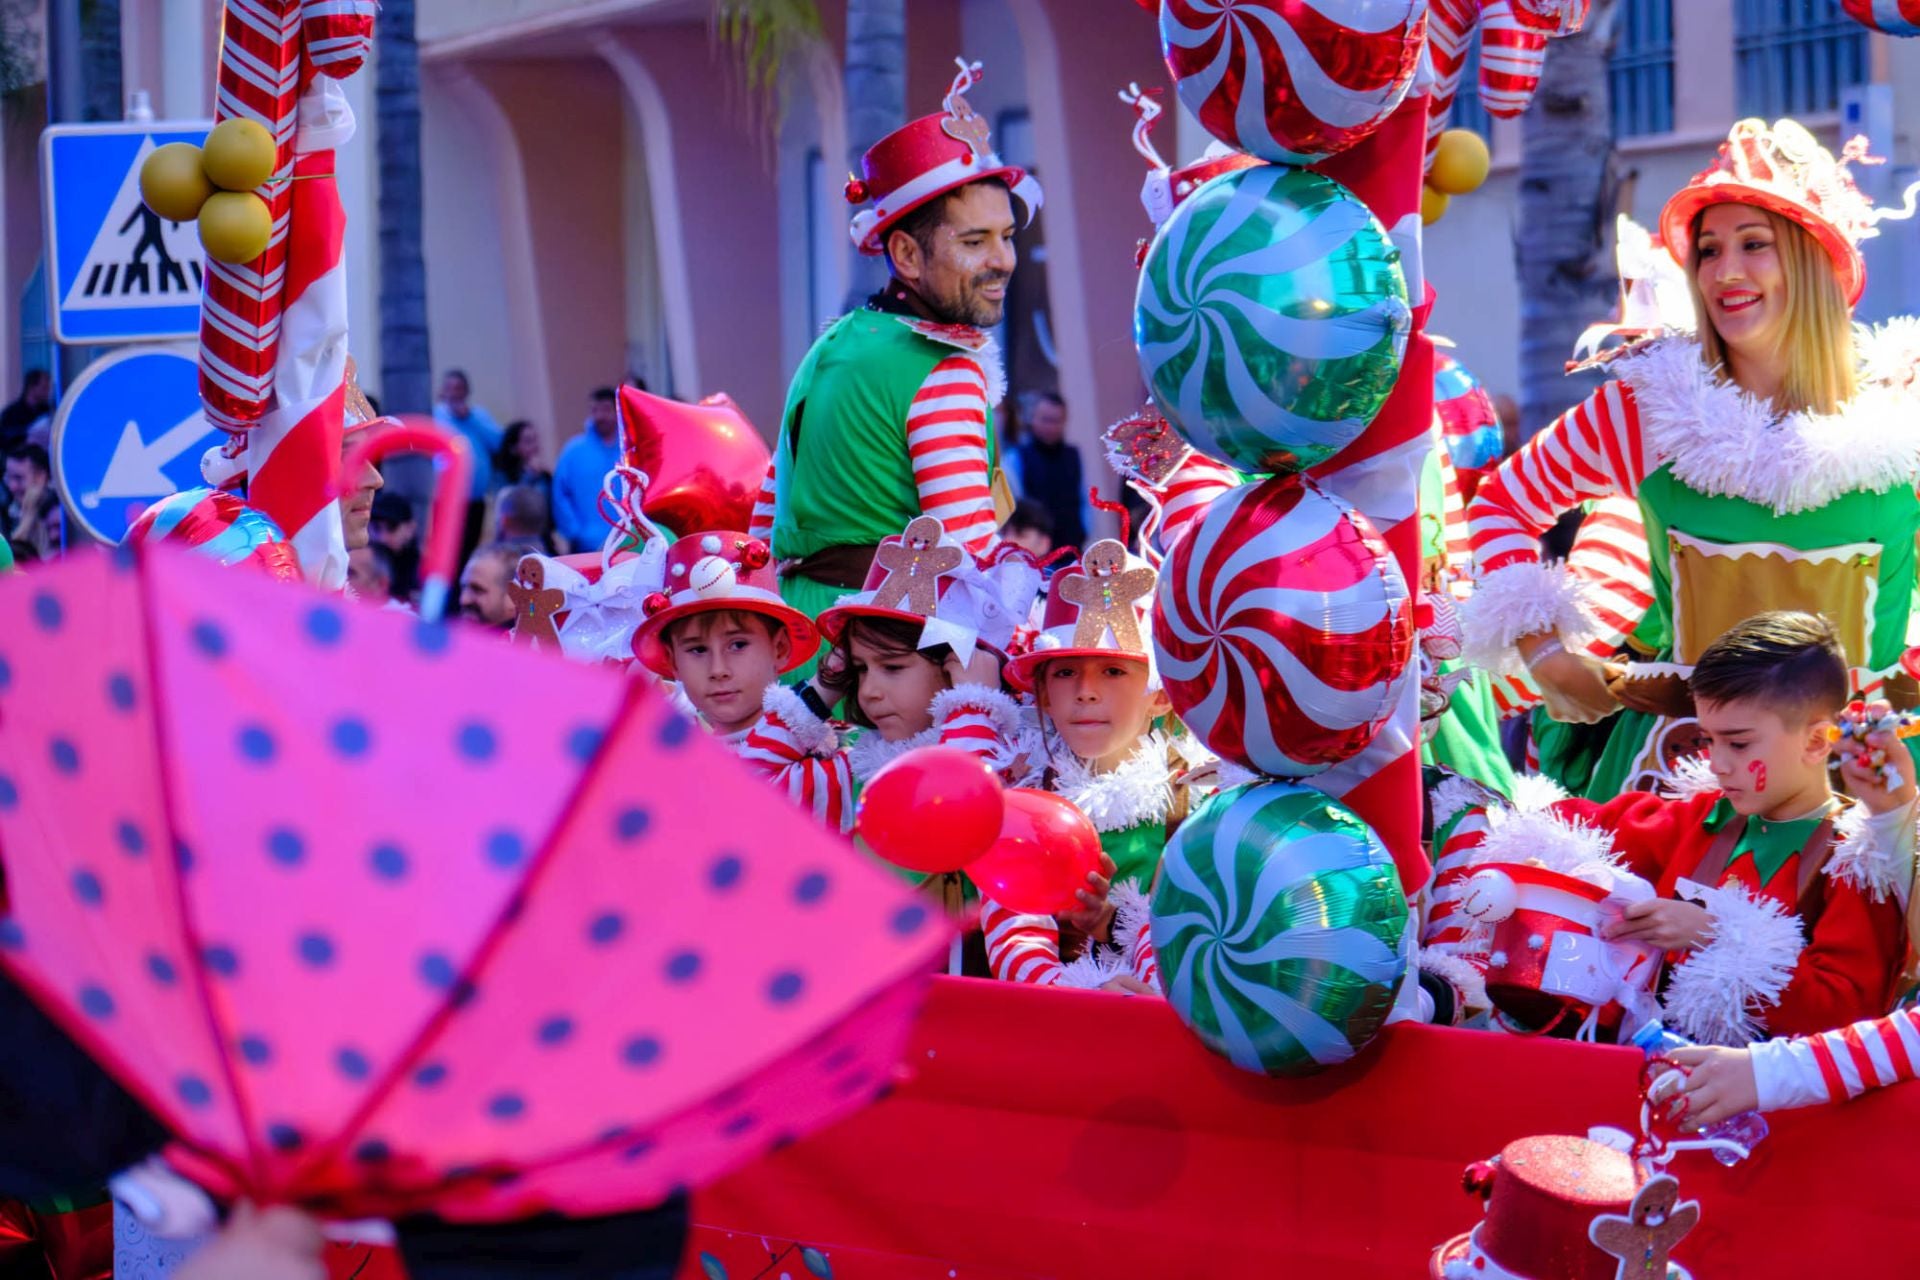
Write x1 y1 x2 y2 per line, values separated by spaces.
749 58 1045 626
631 532 853 833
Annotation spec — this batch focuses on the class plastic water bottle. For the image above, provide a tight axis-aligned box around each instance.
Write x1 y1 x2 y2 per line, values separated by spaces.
1630 1019 1769 1166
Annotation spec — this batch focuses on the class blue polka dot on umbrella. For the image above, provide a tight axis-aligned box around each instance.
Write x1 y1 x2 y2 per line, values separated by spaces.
330 717 372 757
487 1093 526 1121
354 1138 391 1165
567 725 604 763
657 715 692 749
767 971 805 1004
536 1015 575 1047
622 1136 658 1162
190 620 228 660
268 1124 304 1152
369 843 408 881
266 828 306 868
0 920 23 951
0 654 12 690
79 985 115 1019
413 1062 449 1089
485 829 526 869
146 953 177 985
794 872 831 905
236 724 276 764
457 722 497 762
418 952 457 990
31 592 63 631
336 1047 372 1080
297 932 336 968
177 1075 213 1108
202 945 239 977
708 854 745 891
614 807 651 843
891 904 929 936
116 820 146 857
721 1113 758 1138
664 950 702 983
587 911 625 946
71 869 104 906
622 1036 663 1069
305 605 346 647
238 1035 273 1067
49 738 81 775
413 619 451 656
106 672 136 712
0 775 15 809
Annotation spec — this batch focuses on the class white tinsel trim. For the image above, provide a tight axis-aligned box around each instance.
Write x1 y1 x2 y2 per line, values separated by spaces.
1417 948 1490 1017
759 685 838 758
1825 799 1914 907
1857 317 1920 392
1050 736 1175 833
1460 560 1599 676
1469 806 1623 879
1108 880 1155 968
1431 774 1502 830
847 723 938 784
1661 883 1806 1046
931 684 1024 743
1507 773 1570 813
1056 949 1125 991
1622 336 1920 516
1660 753 1720 802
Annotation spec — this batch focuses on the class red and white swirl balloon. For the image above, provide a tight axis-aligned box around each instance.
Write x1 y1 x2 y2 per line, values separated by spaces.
1154 475 1413 777
1840 0 1920 34
1160 0 1430 165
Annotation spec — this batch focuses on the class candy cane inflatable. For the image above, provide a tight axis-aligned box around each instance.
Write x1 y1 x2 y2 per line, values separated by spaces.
1840 0 1920 34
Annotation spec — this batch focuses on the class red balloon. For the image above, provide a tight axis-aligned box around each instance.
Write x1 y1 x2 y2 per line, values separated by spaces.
966 789 1103 916
617 387 772 538
857 747 1006 876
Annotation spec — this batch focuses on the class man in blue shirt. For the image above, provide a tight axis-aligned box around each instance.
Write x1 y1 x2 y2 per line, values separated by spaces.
552 387 623 554
432 369 504 562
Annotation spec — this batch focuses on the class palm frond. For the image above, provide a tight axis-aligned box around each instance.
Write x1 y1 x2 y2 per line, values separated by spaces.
713 0 826 135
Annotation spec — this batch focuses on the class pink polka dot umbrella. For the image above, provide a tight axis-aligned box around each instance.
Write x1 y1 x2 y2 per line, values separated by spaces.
0 539 947 1223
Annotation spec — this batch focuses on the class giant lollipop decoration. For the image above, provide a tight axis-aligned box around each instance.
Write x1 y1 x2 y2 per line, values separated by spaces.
1152 781 1409 1076
1159 0 1429 165
1154 473 1413 778
1136 164 1409 477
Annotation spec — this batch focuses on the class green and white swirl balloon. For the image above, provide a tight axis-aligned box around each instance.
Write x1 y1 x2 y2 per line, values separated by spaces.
1135 164 1410 477
1152 781 1408 1076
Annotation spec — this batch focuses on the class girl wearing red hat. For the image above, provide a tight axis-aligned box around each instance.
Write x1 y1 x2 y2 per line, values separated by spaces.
1461 117 1920 802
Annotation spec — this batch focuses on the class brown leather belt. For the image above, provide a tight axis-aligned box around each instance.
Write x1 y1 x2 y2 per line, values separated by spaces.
778 543 878 591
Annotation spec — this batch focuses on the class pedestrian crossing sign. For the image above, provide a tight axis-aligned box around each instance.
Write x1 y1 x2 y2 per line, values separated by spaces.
40 121 212 344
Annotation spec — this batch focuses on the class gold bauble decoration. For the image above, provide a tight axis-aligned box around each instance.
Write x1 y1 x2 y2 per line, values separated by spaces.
201 119 277 193
1421 185 1451 227
198 192 273 264
139 143 215 222
1429 129 1493 197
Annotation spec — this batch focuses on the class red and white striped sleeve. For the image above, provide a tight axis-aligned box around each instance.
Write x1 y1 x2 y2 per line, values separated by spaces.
1752 1006 1920 1111
1440 452 1474 588
734 686 853 834
1462 379 1652 670
1129 921 1160 991
908 355 999 556
930 685 1024 775
979 899 1070 985
747 454 777 544
1567 493 1653 651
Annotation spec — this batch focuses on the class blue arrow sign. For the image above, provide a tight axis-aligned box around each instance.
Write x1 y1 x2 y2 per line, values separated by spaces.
50 348 224 544
41 121 211 344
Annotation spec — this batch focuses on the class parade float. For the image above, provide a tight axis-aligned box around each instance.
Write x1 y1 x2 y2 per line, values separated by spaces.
2 3 1919 1279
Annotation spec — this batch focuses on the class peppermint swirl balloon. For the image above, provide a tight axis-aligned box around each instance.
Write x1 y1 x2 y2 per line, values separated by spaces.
127 487 301 581
1135 164 1409 477
1152 781 1408 1076
1154 474 1412 777
1434 350 1504 475
1160 0 1429 164
1840 0 1920 34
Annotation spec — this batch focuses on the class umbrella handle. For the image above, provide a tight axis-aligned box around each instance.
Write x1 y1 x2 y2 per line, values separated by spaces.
341 417 473 623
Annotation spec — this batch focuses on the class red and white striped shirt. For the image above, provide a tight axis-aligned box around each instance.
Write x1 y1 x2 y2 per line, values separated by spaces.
1753 1005 1920 1111
731 686 853 834
748 353 999 557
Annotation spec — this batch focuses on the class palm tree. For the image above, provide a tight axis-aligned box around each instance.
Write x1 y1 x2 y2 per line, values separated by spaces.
79 0 121 121
376 0 432 415
1513 0 1622 442
842 0 905 305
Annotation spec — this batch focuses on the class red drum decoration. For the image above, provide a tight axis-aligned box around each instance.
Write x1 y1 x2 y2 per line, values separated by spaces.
1160 0 1429 165
617 388 773 538
1153 474 1413 777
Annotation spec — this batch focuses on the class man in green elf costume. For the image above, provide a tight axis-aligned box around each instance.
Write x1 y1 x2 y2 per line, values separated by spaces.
747 58 1044 631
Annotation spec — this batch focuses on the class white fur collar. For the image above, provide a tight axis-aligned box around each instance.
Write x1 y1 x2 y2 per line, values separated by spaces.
1046 734 1176 834
891 315 1008 407
1619 327 1920 515
848 724 939 785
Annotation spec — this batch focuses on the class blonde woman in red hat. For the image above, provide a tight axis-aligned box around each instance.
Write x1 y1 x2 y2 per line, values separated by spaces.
748 58 1044 631
1462 117 1920 803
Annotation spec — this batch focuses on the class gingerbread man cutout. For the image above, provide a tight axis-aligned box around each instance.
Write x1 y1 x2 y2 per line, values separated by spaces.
942 93 992 160
870 517 965 617
508 557 568 649
1588 1175 1699 1280
1062 539 1155 653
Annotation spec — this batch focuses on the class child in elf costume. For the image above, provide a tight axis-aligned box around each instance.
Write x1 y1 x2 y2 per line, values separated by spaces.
629 531 854 834
1438 612 1912 1046
981 534 1196 993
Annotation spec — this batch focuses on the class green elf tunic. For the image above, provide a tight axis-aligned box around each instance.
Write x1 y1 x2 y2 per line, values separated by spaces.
1464 333 1920 799
765 307 1008 633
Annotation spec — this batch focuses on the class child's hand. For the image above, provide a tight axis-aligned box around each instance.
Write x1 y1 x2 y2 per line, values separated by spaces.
1059 853 1118 940
943 646 1003 689
1599 898 1712 951
176 1203 327 1280
1836 700 1919 815
1100 974 1157 996
1665 1045 1761 1129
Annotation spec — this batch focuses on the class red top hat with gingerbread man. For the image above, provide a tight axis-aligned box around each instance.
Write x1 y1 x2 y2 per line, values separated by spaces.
630 531 821 678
